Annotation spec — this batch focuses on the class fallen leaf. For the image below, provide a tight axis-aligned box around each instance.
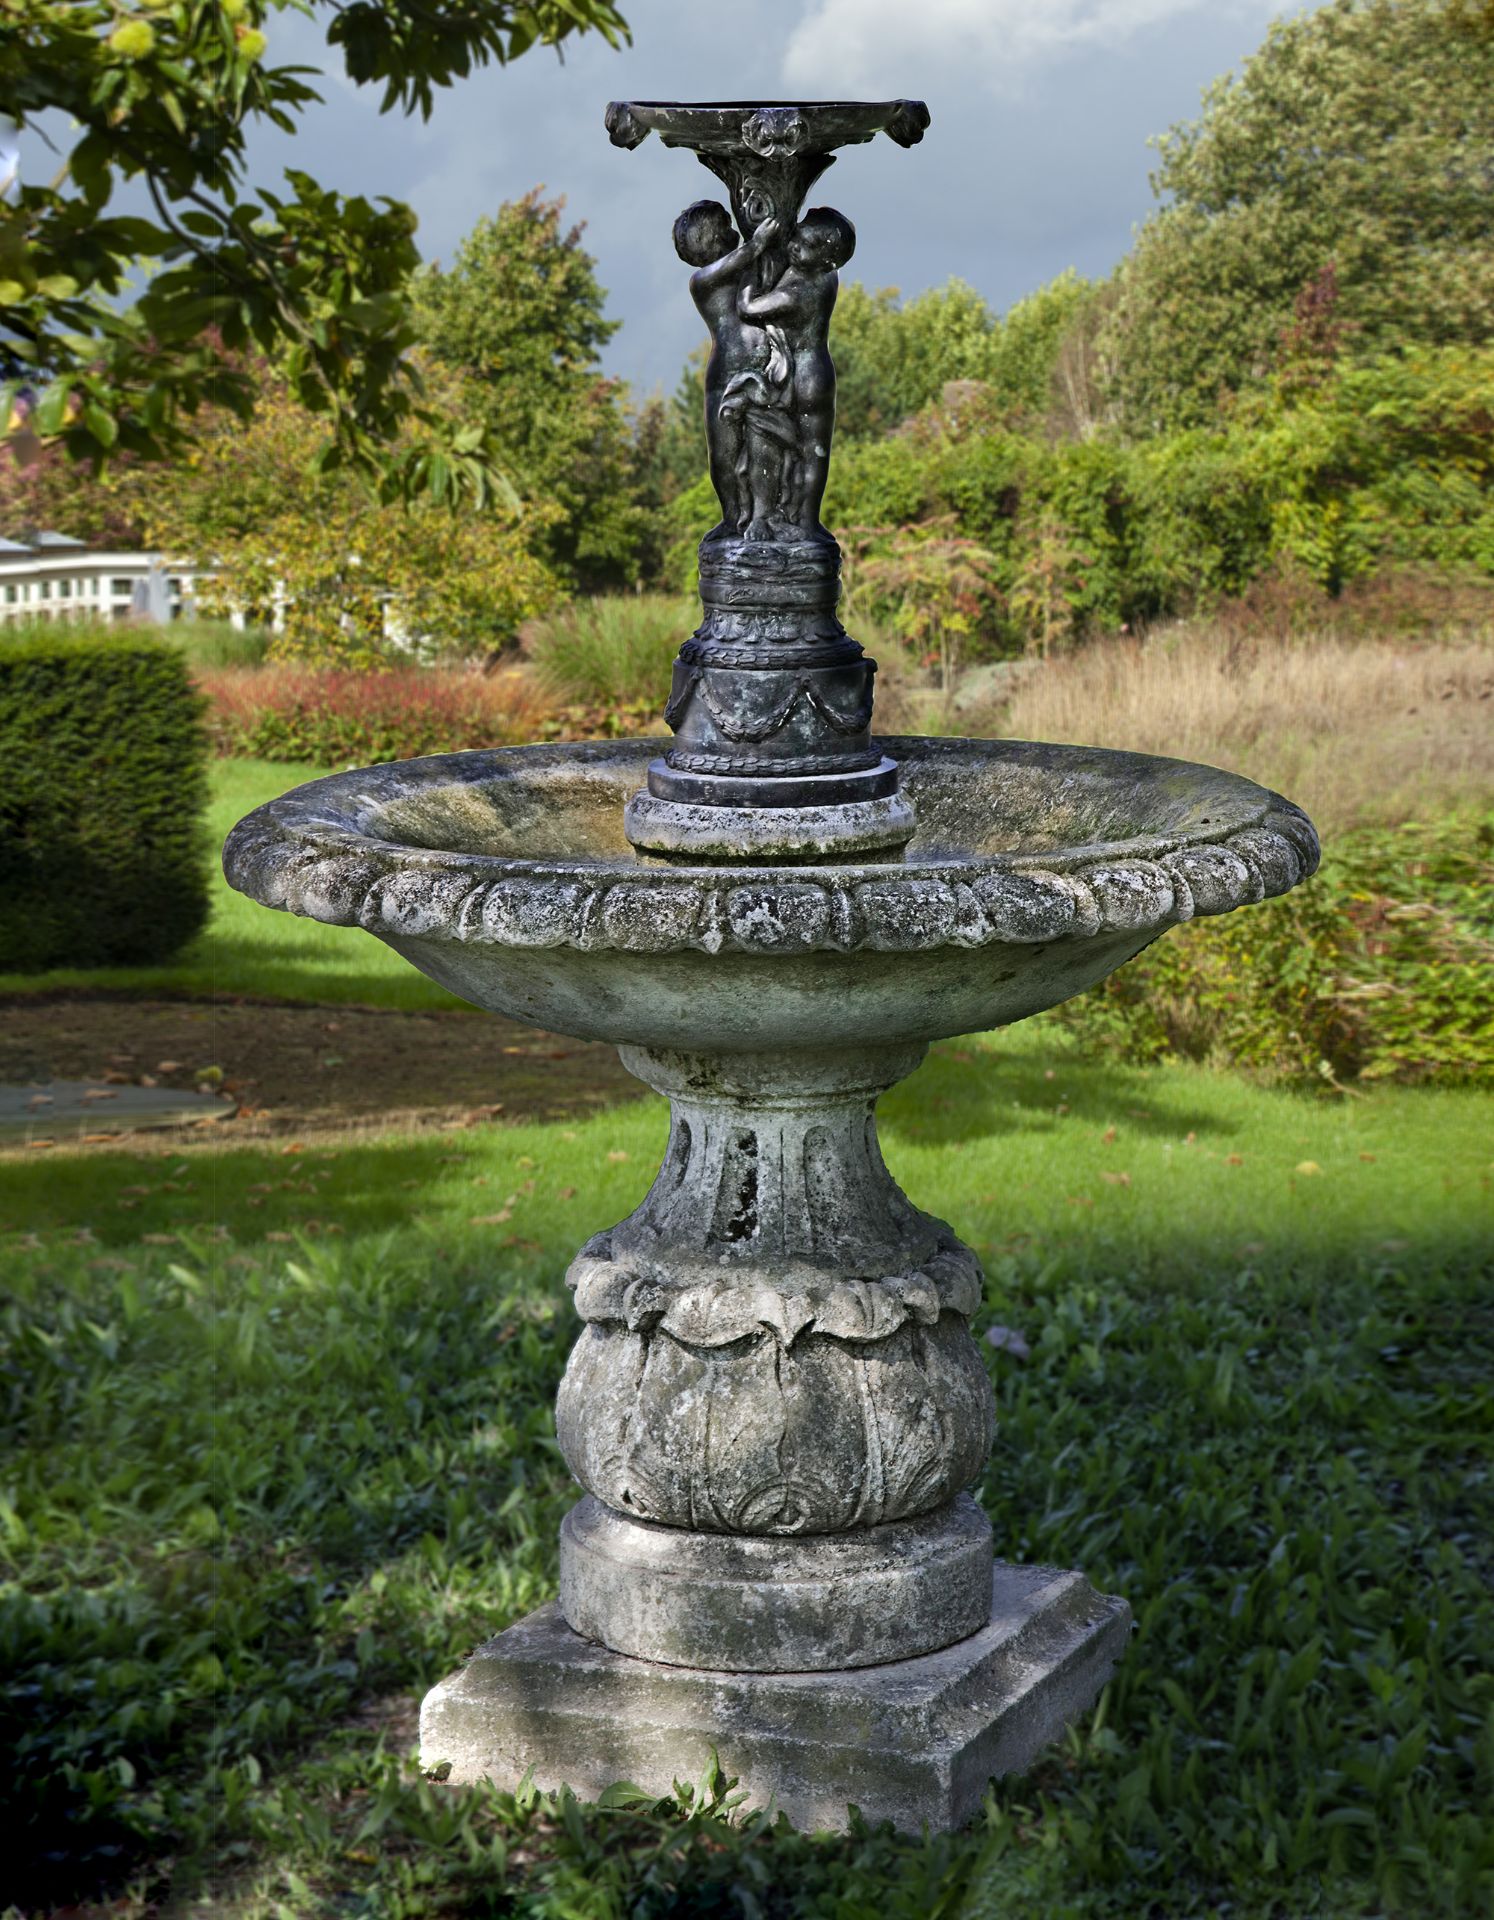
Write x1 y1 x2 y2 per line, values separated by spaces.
156 1060 183 1073
561 1130 578 1141
280 1142 304 1156
557 1186 577 1201
265 1231 294 1243
471 1210 513 1226
1225 1153 1244 1166
1100 1170 1131 1187
607 1150 630 1163
1066 1194 1094 1208
81 1088 118 1103
1043 1069 1056 1081
1184 1130 1197 1146
1295 1161 1323 1177
140 1233 176 1246
102 1070 131 1085
1359 1152 1377 1163
1101 1126 1116 1145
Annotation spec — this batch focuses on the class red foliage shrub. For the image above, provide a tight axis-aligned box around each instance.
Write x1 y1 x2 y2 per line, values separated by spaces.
200 666 548 764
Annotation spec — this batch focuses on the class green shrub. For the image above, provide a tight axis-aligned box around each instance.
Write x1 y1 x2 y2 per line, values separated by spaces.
654 345 1494 656
525 593 692 713
1051 814 1494 1083
0 625 209 970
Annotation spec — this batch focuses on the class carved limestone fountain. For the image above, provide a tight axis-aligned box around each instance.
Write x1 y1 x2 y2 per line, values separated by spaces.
223 99 1320 1832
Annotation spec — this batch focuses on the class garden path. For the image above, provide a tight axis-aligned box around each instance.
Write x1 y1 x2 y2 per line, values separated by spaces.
0 995 640 1145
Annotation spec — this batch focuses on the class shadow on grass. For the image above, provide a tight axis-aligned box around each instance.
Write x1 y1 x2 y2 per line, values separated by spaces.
884 1037 1242 1146
0 1112 664 1249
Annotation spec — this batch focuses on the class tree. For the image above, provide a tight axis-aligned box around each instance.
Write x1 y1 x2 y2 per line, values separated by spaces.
412 192 644 586
0 0 628 501
1108 0 1494 430
146 363 562 663
830 279 1000 440
0 414 148 544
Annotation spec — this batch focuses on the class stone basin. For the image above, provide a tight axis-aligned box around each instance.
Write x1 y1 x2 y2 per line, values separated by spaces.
222 733 1318 1057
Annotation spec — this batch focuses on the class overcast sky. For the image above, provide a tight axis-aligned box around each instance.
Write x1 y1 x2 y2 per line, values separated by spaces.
58 0 1321 400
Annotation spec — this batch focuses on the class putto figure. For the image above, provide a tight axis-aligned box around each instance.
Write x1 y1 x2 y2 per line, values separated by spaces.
676 197 854 544
674 200 783 540
735 206 855 542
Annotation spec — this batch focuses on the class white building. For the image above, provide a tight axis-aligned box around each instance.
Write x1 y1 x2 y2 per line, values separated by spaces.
0 530 202 626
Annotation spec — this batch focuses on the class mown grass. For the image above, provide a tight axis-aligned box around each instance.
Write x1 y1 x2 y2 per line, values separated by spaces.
4 1041 1491 1917
0 759 467 1011
5 1038 1488 1265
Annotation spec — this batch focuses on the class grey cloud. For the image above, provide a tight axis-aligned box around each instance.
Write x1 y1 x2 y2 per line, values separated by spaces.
234 0 1312 398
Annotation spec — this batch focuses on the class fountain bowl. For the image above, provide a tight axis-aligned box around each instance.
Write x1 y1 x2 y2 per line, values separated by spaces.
223 733 1318 1055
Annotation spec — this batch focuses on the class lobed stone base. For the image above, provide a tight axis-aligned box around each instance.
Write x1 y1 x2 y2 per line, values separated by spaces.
558 1493 995 1671
420 1563 1131 1834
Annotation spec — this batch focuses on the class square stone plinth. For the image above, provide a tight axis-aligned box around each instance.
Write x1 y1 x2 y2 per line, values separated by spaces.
420 1564 1130 1834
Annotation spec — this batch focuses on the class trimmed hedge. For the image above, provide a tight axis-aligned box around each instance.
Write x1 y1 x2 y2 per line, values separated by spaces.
0 626 210 970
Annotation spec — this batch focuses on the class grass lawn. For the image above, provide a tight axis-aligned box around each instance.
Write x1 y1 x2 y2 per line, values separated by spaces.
4 1038 1491 1917
0 759 468 1012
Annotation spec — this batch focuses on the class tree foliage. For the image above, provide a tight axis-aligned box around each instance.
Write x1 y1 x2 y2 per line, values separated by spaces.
1108 0 1494 429
830 279 1000 440
411 192 644 586
0 0 629 500
147 365 561 664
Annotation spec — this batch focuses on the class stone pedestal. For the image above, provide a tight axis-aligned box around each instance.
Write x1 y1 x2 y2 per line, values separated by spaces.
418 1034 1130 1830
553 1043 996 1546
420 1564 1131 1834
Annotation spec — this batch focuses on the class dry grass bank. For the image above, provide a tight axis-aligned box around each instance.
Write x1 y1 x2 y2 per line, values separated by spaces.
993 627 1493 833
